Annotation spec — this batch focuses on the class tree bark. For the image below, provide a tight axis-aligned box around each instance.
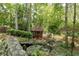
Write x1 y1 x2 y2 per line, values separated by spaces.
15 4 18 30
25 3 31 31
71 3 76 56
65 3 68 49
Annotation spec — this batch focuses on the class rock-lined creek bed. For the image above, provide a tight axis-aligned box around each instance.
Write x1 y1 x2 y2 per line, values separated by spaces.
19 39 56 56
0 34 65 56
0 34 79 56
0 34 27 56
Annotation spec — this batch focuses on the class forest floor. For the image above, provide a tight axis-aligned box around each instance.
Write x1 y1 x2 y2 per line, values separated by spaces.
0 33 79 56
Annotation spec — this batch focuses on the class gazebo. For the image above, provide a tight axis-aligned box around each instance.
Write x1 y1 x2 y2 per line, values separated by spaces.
31 25 43 39
0 26 8 33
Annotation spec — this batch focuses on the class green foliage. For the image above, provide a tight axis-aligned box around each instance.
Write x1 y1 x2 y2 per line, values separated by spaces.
48 19 63 34
30 49 48 56
47 4 64 34
59 42 71 49
0 3 64 32
0 40 8 56
26 45 49 56
7 29 32 38
18 38 29 42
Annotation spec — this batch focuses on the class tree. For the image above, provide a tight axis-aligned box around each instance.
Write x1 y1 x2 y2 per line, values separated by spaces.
48 3 64 34
71 3 76 56
24 3 32 31
65 3 68 49
15 4 18 30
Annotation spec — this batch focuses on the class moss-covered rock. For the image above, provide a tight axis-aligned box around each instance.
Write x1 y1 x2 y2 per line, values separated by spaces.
26 45 49 56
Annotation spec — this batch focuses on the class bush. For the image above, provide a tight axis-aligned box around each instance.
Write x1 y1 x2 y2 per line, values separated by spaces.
26 45 49 56
7 29 32 38
48 19 63 34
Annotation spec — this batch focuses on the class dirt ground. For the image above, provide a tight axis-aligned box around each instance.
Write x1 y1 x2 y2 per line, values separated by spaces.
43 33 79 48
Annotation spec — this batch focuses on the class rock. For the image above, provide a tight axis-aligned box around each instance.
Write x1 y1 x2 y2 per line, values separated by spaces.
0 39 8 56
0 34 27 56
26 45 49 56
6 36 27 56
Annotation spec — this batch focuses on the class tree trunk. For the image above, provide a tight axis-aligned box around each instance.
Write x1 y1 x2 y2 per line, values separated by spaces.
25 3 31 31
71 3 76 56
65 3 68 49
15 4 18 30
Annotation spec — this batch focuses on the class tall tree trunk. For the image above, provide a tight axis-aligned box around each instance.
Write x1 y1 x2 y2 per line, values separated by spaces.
29 3 32 31
31 3 34 28
65 3 68 49
25 3 31 31
71 3 76 56
15 4 18 30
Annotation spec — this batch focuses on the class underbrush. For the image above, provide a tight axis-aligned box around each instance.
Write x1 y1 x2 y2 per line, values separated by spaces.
7 29 32 38
0 33 79 56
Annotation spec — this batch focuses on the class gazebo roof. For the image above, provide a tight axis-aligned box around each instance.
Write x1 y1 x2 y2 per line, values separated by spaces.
31 25 43 32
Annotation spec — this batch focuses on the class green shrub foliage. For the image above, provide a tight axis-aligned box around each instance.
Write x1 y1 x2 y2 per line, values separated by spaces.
7 29 32 38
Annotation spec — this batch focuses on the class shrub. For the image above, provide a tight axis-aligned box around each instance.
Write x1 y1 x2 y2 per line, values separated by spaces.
26 45 49 56
48 19 63 34
7 29 32 38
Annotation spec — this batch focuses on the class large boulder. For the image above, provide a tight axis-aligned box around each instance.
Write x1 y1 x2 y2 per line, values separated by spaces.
6 36 27 56
26 45 49 56
0 34 27 56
